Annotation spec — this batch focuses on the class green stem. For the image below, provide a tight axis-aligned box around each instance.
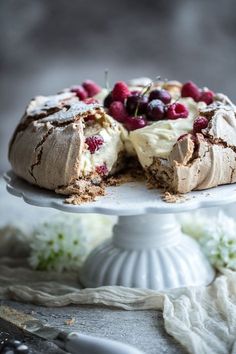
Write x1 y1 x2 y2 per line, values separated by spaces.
134 82 153 117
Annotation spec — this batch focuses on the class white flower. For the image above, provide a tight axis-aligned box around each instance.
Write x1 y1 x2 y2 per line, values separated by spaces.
179 211 236 271
29 213 116 272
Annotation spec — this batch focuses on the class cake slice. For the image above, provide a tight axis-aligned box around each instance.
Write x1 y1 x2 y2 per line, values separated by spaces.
9 100 126 200
146 100 236 193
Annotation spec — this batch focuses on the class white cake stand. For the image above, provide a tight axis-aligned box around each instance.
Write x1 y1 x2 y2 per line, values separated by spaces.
4 170 236 290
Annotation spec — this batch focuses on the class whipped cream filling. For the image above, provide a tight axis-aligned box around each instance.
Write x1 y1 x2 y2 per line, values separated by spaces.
129 98 206 167
80 115 124 176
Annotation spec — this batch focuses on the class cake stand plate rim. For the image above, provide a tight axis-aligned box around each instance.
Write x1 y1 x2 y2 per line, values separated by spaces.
4 170 236 215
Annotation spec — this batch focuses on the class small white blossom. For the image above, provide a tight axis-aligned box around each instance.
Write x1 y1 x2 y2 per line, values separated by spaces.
179 211 236 271
28 213 115 272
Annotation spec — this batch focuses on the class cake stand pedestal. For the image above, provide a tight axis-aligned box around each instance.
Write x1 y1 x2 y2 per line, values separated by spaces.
5 170 236 290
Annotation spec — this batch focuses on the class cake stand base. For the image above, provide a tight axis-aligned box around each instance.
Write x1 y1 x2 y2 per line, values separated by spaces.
80 214 215 290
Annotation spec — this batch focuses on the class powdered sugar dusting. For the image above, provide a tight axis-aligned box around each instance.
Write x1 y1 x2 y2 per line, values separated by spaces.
41 101 102 123
26 92 78 116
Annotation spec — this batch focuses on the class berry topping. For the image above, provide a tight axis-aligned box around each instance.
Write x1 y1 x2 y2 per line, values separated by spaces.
96 164 108 176
181 81 201 101
103 92 113 108
126 94 148 115
112 81 131 103
109 101 127 123
85 135 104 154
70 85 88 100
198 90 214 105
84 114 95 122
146 99 165 121
83 97 99 104
166 102 189 119
125 115 147 131
82 80 101 97
193 116 209 133
148 89 171 104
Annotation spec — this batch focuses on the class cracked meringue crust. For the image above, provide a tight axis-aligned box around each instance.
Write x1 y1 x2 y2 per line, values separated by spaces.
9 99 126 194
9 80 236 202
148 104 236 193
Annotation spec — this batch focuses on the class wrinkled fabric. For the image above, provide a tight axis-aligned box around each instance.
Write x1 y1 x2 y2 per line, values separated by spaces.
1 252 236 354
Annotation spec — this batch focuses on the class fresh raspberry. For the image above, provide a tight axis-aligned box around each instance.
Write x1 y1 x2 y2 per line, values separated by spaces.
70 85 88 100
83 97 99 104
193 116 209 133
112 81 131 102
85 135 104 154
166 103 189 119
181 81 201 101
125 115 147 131
82 80 101 97
109 101 127 123
84 114 95 122
96 164 108 176
198 90 214 105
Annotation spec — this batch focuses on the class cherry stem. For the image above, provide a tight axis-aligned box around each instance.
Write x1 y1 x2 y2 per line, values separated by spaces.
104 69 109 90
134 82 153 117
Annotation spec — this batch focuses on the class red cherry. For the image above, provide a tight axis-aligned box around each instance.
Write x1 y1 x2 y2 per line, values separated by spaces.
181 81 201 101
82 80 101 97
126 94 148 115
109 101 127 123
85 135 104 154
146 99 165 121
70 85 88 100
148 89 171 104
166 103 189 120
125 116 147 131
198 90 214 105
193 116 209 133
103 92 113 108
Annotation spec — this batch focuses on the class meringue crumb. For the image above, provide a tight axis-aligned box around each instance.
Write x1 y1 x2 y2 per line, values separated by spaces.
162 191 185 203
64 318 76 326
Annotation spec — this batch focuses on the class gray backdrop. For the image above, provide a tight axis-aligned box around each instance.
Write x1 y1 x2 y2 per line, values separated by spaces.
1 0 236 173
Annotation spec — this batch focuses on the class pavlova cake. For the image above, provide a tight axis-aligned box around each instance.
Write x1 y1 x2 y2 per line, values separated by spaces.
9 77 236 203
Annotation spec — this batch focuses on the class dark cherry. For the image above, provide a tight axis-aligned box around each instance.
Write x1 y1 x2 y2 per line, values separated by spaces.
103 92 113 108
146 99 165 121
148 89 171 104
126 94 148 115
125 116 147 131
